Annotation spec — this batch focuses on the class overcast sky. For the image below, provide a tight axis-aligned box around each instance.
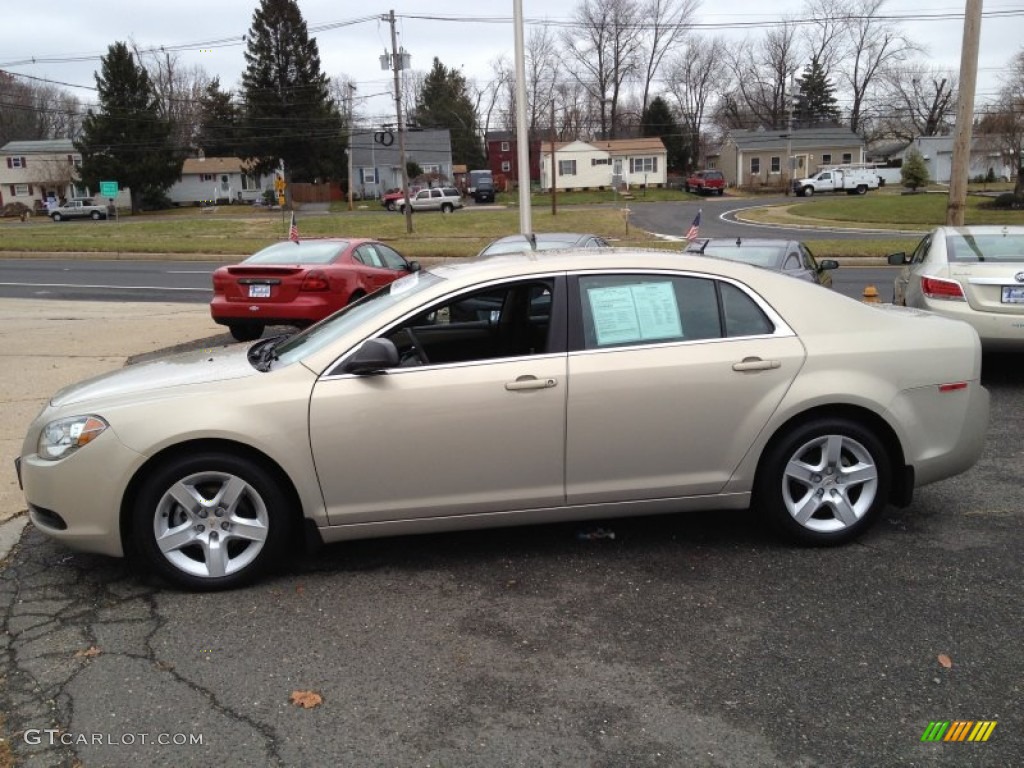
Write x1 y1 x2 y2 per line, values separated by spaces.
2 0 1021 127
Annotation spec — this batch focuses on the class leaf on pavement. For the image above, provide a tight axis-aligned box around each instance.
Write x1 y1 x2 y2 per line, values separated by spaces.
74 646 101 659
290 690 323 709
937 653 953 669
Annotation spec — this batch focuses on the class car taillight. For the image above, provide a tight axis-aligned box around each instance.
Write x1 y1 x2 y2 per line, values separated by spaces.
300 270 329 292
921 276 964 300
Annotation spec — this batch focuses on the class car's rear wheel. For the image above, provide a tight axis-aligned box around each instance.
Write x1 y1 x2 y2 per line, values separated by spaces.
386 200 396 211
347 290 366 305
441 202 454 213
91 211 102 220
51 213 63 222
228 323 264 342
757 418 890 545
131 453 292 590
856 185 868 195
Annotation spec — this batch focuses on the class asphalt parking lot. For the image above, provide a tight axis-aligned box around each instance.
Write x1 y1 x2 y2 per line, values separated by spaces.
2 336 1021 766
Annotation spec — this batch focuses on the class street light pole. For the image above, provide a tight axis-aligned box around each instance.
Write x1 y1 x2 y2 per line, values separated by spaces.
347 82 355 212
513 0 533 236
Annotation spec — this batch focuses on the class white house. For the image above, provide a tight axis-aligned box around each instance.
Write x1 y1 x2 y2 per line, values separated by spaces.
902 135 1014 183
172 155 273 205
0 139 131 210
539 138 668 192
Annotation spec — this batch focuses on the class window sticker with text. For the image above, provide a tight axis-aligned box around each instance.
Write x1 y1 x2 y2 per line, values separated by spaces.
587 282 683 347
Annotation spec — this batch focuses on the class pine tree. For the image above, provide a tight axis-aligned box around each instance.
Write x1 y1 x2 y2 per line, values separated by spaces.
641 96 689 174
900 148 930 191
75 42 180 213
240 0 345 183
415 58 485 170
793 59 841 128
195 78 242 158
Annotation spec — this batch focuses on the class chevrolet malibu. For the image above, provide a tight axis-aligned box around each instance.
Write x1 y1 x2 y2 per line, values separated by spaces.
17 250 989 590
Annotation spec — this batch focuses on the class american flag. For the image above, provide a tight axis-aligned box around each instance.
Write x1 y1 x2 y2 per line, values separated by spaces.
685 210 701 241
288 211 300 244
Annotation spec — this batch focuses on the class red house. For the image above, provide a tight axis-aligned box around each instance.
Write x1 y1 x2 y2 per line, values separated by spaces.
485 131 542 189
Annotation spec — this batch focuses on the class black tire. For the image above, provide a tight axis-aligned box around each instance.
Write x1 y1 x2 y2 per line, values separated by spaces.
684 184 691 193
347 290 366 306
856 185 868 195
755 418 890 546
229 323 264 342
91 211 102 220
716 188 724 196
441 202 454 213
802 186 814 197
130 452 293 590
51 213 63 222
386 200 396 211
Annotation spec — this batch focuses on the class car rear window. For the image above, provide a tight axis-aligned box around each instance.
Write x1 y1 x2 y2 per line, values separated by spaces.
945 233 1024 263
701 246 783 268
244 241 347 265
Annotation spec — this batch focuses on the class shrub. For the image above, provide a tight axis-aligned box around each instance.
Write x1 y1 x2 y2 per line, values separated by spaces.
989 192 1024 210
901 148 930 190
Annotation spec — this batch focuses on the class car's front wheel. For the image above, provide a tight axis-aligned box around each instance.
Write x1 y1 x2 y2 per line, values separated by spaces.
51 213 63 222
228 323 264 342
130 452 293 590
756 418 890 545
386 200 396 211
441 202 454 213
91 211 102 220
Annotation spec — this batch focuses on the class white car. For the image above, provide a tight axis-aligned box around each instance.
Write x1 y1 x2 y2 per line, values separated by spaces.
889 225 1024 350
18 250 989 590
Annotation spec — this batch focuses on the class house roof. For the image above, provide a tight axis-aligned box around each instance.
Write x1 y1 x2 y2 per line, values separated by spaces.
726 127 862 151
180 157 249 175
547 138 667 154
486 131 514 142
1 139 77 154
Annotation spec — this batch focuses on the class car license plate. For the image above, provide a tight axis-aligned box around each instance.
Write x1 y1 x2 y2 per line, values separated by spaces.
1002 286 1024 304
248 284 271 298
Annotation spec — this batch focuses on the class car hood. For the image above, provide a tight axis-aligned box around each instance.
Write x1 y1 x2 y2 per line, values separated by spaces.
50 344 259 408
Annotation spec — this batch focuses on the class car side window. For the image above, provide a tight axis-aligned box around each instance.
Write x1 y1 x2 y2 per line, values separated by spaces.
577 274 721 350
376 244 408 270
431 189 442 199
355 245 385 268
799 244 819 271
720 283 774 337
784 253 801 270
911 235 931 264
383 279 557 367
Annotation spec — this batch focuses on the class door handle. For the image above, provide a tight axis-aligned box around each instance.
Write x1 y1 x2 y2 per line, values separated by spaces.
505 376 557 391
732 357 781 372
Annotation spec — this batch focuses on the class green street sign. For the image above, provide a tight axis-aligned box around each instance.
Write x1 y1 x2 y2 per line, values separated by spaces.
99 181 118 197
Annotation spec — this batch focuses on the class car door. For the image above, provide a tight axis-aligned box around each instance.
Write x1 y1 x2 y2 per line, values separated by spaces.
894 234 932 305
565 271 805 504
308 276 568 525
353 244 405 292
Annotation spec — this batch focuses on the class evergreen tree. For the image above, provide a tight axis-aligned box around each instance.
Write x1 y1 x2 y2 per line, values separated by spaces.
641 96 689 174
194 78 242 157
75 42 180 213
415 58 485 170
900 148 930 190
240 0 345 183
793 59 841 128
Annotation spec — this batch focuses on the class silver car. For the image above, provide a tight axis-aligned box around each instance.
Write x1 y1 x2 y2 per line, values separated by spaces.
478 232 610 258
889 225 1024 350
686 238 838 288
18 250 989 590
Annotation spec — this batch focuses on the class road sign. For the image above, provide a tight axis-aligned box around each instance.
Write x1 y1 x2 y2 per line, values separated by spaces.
274 177 285 192
99 181 118 197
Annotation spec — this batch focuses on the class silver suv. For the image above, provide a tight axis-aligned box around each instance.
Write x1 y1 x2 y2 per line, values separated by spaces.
397 187 464 213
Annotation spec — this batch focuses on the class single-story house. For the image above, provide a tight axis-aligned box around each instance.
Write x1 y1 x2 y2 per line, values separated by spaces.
715 127 866 187
897 135 1014 183
0 139 131 211
348 128 454 199
539 138 668 192
173 155 273 205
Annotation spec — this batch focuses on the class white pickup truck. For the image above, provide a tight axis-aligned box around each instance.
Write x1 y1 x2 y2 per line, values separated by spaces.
50 198 110 221
792 168 879 197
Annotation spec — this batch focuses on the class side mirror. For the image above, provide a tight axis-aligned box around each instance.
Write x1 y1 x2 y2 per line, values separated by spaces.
407 260 421 272
819 259 839 271
340 338 399 375
887 252 908 266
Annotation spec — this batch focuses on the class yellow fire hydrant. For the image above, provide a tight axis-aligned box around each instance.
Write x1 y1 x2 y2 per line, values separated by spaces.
862 285 881 303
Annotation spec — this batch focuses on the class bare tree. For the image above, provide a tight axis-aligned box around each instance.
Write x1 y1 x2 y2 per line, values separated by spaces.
835 0 916 135
561 0 644 138
637 0 699 116
726 22 801 130
526 26 560 132
470 56 514 142
801 0 847 76
134 46 211 153
0 72 82 143
877 65 956 141
978 48 1024 194
665 36 728 164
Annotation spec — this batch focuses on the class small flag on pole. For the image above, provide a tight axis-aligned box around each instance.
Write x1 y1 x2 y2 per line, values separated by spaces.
288 211 300 244
685 209 701 241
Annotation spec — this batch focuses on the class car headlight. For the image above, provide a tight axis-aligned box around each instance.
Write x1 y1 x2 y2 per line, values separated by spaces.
37 415 108 460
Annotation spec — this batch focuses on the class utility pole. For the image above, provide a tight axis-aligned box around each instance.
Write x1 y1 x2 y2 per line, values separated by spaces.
385 10 413 234
347 82 355 212
946 0 983 226
550 100 557 216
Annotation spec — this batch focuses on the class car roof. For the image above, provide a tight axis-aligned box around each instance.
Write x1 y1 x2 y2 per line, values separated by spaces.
930 225 1024 236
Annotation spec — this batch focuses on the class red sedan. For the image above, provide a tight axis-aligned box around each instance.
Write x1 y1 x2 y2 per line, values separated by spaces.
210 238 419 341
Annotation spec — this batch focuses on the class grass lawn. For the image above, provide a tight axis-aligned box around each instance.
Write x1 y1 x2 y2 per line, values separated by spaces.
784 191 1024 227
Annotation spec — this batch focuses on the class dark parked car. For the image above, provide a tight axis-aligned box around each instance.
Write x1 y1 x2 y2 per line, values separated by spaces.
210 238 419 341
686 238 838 288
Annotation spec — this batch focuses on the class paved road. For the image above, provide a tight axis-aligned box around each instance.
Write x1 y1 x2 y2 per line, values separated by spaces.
2 353 1020 767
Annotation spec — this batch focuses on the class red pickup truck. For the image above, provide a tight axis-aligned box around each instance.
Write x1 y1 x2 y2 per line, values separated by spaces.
380 187 424 211
684 170 726 196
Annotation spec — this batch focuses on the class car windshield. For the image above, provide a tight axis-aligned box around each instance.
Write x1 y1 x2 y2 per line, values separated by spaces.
700 246 783 268
244 241 347 265
945 232 1024 263
273 271 444 365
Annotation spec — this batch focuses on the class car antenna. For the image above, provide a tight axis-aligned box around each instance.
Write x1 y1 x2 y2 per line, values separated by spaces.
528 233 537 252
735 237 742 246
698 238 710 254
